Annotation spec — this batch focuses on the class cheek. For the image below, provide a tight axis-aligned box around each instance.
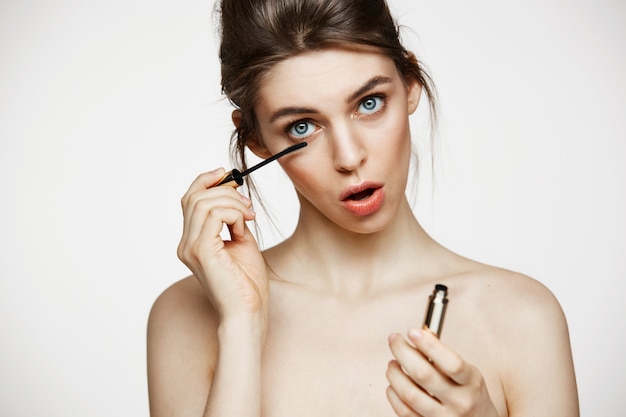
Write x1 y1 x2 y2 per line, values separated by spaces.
279 156 326 195
373 110 412 163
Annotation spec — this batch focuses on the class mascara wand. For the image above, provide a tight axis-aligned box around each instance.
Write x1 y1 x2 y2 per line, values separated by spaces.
215 142 307 188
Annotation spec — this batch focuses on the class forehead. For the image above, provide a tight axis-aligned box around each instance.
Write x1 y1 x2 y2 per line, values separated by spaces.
256 47 400 109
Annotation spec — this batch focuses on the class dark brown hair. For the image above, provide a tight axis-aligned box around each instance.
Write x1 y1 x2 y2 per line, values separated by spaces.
217 0 437 203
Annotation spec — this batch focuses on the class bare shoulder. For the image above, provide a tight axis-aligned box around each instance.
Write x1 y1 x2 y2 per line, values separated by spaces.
451 262 579 415
147 276 219 416
460 264 567 334
148 275 219 342
449 262 571 357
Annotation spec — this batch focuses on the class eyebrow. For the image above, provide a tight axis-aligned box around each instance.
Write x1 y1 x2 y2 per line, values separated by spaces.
269 106 318 123
346 76 393 103
268 75 394 123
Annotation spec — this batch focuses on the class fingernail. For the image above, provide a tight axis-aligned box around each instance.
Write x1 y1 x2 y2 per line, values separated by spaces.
408 328 423 340
388 333 398 343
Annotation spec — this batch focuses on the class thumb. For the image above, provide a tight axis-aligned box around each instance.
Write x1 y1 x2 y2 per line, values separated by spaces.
227 211 257 243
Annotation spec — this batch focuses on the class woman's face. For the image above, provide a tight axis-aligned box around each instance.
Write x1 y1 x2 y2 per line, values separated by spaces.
252 46 421 234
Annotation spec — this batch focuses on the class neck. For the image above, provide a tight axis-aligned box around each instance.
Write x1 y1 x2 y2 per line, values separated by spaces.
275 197 438 299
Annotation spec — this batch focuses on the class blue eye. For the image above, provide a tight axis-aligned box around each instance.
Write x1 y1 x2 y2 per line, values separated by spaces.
288 120 316 139
358 95 384 115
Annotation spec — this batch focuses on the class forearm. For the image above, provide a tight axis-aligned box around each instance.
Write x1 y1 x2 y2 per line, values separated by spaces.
203 316 266 417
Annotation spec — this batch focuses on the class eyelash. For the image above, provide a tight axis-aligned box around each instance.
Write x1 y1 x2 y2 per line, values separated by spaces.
281 93 388 140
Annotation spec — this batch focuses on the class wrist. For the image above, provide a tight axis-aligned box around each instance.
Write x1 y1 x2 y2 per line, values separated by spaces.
218 314 267 346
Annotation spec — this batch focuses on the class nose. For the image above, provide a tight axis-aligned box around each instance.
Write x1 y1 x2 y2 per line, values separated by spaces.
330 124 367 173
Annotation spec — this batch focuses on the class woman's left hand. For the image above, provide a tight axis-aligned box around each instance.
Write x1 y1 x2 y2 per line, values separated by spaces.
386 328 499 417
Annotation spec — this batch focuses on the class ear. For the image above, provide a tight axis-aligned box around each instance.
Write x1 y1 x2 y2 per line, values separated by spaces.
247 137 273 160
231 110 272 159
407 80 422 115
401 51 422 115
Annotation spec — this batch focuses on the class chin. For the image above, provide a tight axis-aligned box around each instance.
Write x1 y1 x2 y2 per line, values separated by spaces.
337 207 399 236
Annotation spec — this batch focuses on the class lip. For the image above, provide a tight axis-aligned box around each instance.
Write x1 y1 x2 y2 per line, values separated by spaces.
340 182 385 216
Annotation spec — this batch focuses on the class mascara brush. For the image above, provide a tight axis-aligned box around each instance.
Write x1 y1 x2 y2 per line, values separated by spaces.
215 142 307 188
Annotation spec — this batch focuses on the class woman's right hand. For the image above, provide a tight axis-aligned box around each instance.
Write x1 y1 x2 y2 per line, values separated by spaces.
177 168 269 323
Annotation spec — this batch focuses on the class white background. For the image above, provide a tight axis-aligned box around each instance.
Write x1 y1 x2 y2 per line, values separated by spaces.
1 0 624 415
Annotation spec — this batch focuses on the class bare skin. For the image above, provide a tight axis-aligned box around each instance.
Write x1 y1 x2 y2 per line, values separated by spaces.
147 47 579 417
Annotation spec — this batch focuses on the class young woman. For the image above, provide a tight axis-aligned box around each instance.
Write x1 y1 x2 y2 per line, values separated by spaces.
147 0 579 416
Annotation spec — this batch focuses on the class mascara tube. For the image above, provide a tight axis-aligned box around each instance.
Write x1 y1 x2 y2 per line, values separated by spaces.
216 169 245 188
423 284 448 338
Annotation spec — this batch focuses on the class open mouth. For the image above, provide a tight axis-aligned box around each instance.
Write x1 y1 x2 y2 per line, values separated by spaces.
346 188 376 201
340 185 385 216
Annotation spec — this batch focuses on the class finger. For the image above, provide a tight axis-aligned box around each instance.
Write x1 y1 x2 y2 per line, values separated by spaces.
183 207 248 266
228 208 257 242
188 168 227 193
408 328 472 385
179 206 250 266
180 168 226 208
182 183 252 222
180 168 243 230
183 193 255 240
200 207 251 244
388 333 449 397
226 211 252 242
386 359 439 416
182 189 254 245
386 385 422 417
